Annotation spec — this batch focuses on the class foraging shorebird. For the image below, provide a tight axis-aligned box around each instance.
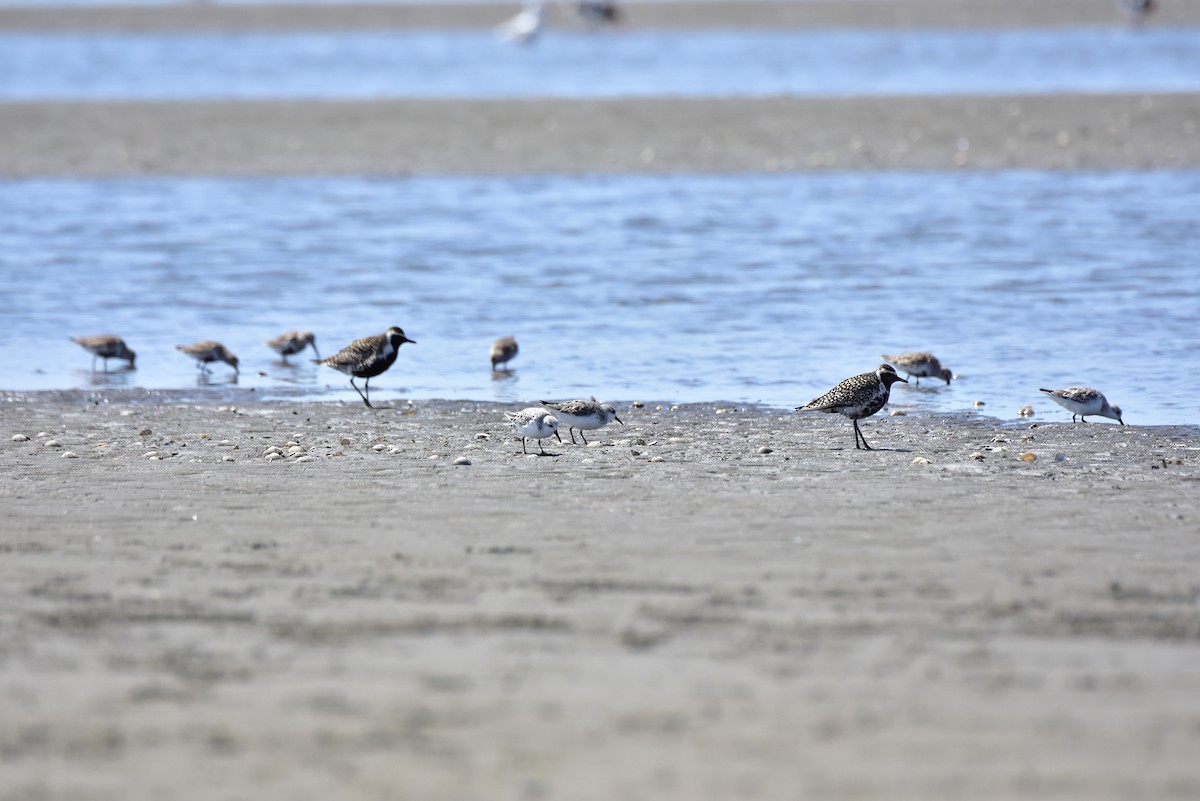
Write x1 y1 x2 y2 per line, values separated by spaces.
1118 0 1155 27
1039 386 1124 424
70 335 135 371
569 0 620 25
539 398 622 444
498 1 545 44
505 407 562 455
880 351 953 385
491 336 519 370
264 330 319 363
795 364 908 450
176 340 239 374
318 326 415 408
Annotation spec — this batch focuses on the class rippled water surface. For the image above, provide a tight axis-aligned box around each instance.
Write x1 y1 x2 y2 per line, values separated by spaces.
3 28 1199 99
1 172 1197 423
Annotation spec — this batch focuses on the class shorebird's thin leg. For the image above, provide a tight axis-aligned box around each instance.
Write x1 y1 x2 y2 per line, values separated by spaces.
1081 416 1088 423
538 438 547 455
568 428 577 445
102 357 109 373
521 437 528 455
90 355 98 372
578 430 588 445
349 377 372 408
854 419 872 450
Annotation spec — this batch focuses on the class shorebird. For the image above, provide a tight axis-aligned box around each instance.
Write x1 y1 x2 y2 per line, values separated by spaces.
318 326 415 408
498 1 545 44
505 407 562 455
880 351 953 385
569 0 620 25
491 336 519 370
70 335 135 371
1118 0 1155 27
265 330 319 363
795 364 908 450
539 398 622 444
1039 386 1124 424
176 340 239 374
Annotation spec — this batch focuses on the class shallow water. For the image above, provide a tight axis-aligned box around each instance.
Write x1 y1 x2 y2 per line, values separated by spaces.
1 171 1197 424
2 28 1199 99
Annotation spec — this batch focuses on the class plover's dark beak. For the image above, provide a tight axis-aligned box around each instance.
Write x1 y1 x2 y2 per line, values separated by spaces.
403 337 416 345
554 430 562 442
614 415 624 425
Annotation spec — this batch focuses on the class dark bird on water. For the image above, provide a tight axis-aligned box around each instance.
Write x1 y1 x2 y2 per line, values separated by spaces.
265 330 320 362
318 326 415 408
490 336 519 370
795 364 908 450
70 335 136 372
880 350 953 385
176 340 239 374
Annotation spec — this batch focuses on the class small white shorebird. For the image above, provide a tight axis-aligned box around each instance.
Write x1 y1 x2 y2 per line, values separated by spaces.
795 364 908 450
498 1 545 44
491 335 519 370
880 350 953 386
265 330 319 363
177 340 239 374
539 398 623 444
1039 386 1124 424
505 407 562 455
70 334 136 372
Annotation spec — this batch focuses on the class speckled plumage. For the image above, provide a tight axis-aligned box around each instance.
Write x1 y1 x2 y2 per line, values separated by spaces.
1039 386 1124 424
70 335 135 371
176 340 239 373
539 398 623 444
880 351 953 385
319 326 415 408
265 330 319 362
491 336 519 369
795 364 908 450
505 407 561 455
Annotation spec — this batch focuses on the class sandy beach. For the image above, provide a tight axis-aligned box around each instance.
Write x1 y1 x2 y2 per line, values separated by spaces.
4 93 1199 177
2 393 1199 800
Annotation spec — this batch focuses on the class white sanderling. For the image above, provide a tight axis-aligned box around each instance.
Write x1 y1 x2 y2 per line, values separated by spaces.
505 407 562 455
70 334 136 371
1038 386 1124 424
265 330 320 363
498 1 544 44
795 364 908 450
539 398 623 444
490 336 519 370
318 326 415 408
880 351 953 385
176 340 239 374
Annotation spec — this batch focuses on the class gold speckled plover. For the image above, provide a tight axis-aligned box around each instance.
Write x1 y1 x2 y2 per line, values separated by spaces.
70 334 136 371
318 326 415 408
795 364 908 450
1038 386 1124 424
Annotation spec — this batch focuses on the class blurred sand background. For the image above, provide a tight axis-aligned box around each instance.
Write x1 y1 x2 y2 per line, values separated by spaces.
2 2 1200 800
1 0 1199 176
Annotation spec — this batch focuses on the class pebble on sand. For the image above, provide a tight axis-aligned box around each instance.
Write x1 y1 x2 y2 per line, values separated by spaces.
453 456 471 466
12 434 29 442
61 451 78 458
1019 405 1035 417
1019 452 1037 462
44 439 62 448
912 457 933 465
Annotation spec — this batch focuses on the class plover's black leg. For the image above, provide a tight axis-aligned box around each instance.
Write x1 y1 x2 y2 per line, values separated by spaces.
538 438 547 455
349 377 372 408
855 419 873 450
578 429 588 445
521 437 528 455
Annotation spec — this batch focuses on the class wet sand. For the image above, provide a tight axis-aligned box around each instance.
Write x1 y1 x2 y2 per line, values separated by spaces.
4 93 1199 177
2 393 1199 800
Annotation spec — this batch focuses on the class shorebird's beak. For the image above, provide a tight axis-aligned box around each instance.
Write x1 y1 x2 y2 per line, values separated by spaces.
554 430 562 442
898 376 908 383
614 415 624 425
403 337 416 345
